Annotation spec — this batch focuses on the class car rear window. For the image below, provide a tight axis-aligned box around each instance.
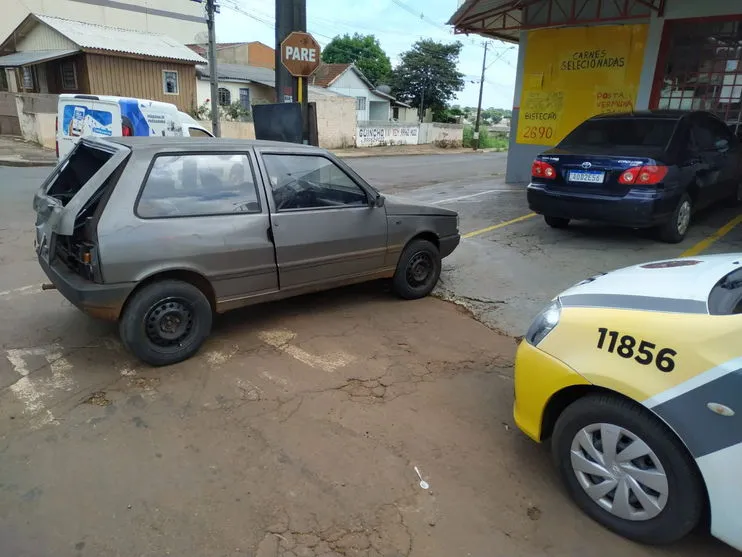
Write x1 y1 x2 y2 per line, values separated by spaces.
708 268 742 315
46 143 113 206
559 118 678 149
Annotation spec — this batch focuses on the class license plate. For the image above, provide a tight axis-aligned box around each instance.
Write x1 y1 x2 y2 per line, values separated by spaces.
568 170 605 183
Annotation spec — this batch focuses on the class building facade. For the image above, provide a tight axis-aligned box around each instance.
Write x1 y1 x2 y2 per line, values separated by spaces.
450 0 742 183
6 0 206 45
0 15 203 112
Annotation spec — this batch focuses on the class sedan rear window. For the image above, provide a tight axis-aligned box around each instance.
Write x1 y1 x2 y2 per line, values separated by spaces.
560 118 678 149
708 268 742 315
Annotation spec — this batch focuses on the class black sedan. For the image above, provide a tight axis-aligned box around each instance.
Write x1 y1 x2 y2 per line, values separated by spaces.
527 110 742 243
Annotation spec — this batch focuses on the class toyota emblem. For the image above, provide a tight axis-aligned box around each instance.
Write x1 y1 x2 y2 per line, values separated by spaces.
581 162 592 169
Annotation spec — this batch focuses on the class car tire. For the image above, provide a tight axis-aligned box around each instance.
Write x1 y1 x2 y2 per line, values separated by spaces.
658 193 692 243
545 216 570 229
727 180 742 207
551 394 704 545
391 239 442 300
119 280 213 366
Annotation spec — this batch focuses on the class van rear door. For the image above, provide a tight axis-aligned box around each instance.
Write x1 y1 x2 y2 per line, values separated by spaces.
57 96 122 158
33 139 130 265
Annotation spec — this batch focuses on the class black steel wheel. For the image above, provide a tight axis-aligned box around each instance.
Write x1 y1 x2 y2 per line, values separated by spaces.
392 239 441 300
120 280 212 366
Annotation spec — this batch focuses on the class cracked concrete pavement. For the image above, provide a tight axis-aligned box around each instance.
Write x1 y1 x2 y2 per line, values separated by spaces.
0 160 738 557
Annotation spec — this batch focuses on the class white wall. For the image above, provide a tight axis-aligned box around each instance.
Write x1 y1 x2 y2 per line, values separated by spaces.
328 69 372 121
356 122 419 147
5 0 206 45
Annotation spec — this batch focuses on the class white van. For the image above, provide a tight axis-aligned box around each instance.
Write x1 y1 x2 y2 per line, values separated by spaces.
56 94 213 158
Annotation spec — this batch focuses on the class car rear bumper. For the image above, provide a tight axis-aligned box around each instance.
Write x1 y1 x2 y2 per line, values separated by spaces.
527 184 680 227
440 233 460 258
38 255 135 321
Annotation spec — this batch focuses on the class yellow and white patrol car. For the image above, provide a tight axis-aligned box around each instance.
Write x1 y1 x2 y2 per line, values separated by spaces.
514 253 742 550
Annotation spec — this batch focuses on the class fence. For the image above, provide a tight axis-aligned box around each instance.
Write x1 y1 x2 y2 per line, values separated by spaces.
418 122 464 146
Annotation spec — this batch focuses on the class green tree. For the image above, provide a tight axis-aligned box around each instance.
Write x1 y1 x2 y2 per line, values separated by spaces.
391 40 465 113
321 33 392 86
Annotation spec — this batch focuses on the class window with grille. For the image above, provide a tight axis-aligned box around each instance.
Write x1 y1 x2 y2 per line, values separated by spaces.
60 61 77 90
239 88 251 110
356 96 366 111
654 18 742 127
162 70 179 94
218 87 231 106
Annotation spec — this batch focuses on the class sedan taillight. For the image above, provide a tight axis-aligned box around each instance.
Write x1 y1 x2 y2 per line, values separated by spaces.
532 160 557 180
618 165 668 186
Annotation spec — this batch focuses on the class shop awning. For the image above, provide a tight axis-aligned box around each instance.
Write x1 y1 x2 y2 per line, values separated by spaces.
0 49 79 67
448 0 666 43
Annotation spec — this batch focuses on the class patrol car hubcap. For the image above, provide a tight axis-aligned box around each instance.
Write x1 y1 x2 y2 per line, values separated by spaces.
570 423 669 521
677 201 691 235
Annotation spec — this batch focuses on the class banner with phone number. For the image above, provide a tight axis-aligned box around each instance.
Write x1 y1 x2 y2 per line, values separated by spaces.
516 24 648 146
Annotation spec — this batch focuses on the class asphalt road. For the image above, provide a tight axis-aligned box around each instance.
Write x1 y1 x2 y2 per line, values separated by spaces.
0 156 739 557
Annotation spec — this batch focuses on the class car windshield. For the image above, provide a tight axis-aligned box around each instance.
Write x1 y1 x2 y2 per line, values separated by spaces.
559 118 677 149
708 268 742 315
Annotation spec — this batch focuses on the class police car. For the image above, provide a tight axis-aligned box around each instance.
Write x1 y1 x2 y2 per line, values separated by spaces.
514 254 742 549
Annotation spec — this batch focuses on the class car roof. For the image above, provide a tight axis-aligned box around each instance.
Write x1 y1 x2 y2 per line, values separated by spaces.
589 109 694 121
96 136 322 152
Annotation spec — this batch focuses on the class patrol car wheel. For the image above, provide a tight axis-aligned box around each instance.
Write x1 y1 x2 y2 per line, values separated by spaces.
552 394 704 545
120 280 213 366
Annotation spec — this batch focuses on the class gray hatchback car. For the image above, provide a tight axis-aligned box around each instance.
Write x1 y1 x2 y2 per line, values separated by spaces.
33 137 460 365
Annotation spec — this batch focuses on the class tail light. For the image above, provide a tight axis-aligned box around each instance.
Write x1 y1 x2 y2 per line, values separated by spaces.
122 124 133 137
618 165 668 186
55 116 59 158
532 160 557 180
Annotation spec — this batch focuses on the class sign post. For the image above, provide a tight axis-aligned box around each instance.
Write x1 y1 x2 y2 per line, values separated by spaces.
280 31 321 143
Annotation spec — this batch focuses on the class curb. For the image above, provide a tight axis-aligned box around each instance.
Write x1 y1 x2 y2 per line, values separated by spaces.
0 159 56 168
334 149 503 158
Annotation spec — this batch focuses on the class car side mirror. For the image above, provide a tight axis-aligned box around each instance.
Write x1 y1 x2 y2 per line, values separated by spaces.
716 139 729 152
370 194 384 208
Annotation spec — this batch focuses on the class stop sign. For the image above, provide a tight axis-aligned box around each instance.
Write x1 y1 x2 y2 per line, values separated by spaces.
280 31 321 77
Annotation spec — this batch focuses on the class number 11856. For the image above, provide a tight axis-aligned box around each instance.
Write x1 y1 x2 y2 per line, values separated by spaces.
596 328 676 372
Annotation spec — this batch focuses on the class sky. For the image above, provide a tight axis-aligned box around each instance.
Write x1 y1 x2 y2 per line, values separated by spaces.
213 0 519 109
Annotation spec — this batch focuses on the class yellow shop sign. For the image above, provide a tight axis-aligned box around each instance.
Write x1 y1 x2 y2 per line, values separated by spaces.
516 24 648 146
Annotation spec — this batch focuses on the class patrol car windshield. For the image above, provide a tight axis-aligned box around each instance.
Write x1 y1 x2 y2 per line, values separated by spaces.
708 268 742 315
559 118 677 149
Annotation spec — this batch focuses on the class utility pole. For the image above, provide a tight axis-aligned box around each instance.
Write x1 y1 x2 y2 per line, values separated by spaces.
419 80 426 123
205 0 221 137
473 42 488 150
275 0 307 104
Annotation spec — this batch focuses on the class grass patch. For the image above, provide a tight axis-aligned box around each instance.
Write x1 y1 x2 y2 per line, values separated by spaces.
463 125 509 150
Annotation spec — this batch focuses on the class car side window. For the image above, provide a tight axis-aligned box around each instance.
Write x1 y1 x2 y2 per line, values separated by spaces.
693 116 735 151
137 153 261 218
261 154 368 211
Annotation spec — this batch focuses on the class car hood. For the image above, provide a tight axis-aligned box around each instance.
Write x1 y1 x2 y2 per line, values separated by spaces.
557 254 742 313
383 195 457 217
